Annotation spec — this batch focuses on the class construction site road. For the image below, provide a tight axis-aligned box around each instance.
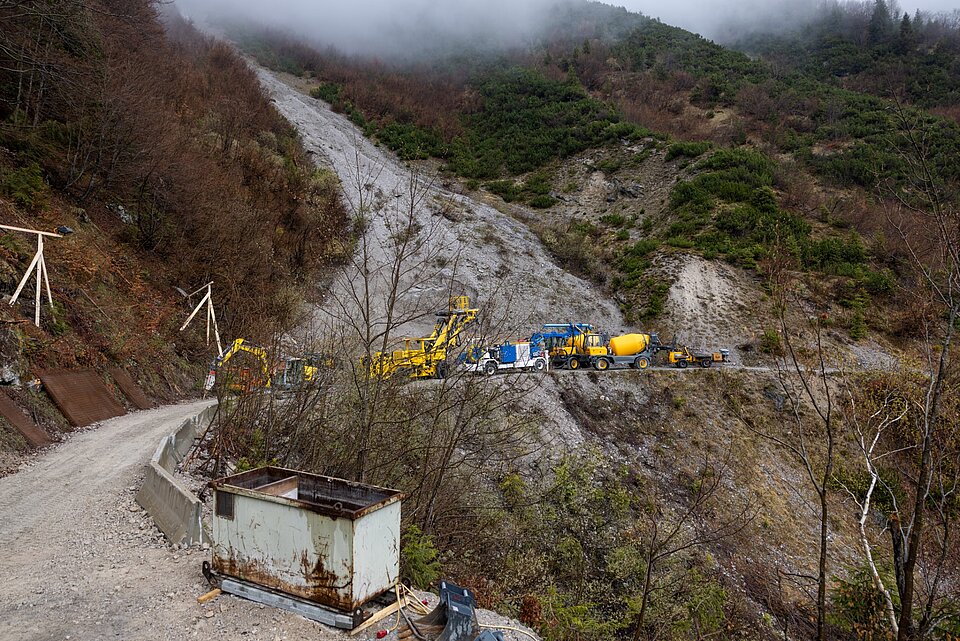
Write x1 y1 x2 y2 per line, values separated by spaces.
0 399 345 641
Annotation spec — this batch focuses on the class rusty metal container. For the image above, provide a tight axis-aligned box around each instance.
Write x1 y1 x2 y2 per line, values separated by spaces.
210 466 404 612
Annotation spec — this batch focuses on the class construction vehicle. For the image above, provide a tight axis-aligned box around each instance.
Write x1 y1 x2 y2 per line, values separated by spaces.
462 339 549 375
203 338 322 392
367 296 478 379
535 324 665 371
530 323 597 370
590 332 664 370
666 345 730 369
276 354 327 388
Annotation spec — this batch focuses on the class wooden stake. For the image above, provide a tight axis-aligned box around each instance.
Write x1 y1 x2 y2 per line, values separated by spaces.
197 588 221 604
179 282 221 353
350 596 411 636
5 226 60 327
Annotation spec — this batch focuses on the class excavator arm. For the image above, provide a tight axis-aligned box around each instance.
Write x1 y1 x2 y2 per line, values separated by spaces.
204 338 272 392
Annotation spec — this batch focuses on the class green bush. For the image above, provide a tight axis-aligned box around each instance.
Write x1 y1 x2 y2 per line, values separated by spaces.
529 194 558 208
1 163 48 211
401 525 441 589
447 67 649 178
849 309 867 340
596 158 622 174
830 566 894 639
665 141 712 160
376 122 447 160
309 82 342 104
599 213 627 227
860 268 896 296
486 180 523 202
524 171 553 195
759 328 783 355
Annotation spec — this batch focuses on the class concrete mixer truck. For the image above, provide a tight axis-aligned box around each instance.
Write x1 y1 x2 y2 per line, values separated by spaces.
593 332 664 370
534 324 664 370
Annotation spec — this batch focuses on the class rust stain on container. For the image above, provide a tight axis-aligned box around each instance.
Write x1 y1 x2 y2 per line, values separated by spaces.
40 369 125 427
108 367 152 410
210 466 405 612
0 389 51 448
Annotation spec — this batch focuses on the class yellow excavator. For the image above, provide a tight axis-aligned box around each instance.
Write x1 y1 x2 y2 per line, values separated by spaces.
203 338 322 392
665 344 730 369
367 296 478 379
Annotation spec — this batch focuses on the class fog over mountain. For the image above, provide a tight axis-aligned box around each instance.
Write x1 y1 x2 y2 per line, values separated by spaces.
622 0 960 41
173 0 960 56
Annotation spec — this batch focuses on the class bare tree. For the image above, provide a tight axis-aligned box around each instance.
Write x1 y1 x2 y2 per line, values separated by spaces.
739 265 840 641
877 100 960 641
840 376 908 634
324 145 455 482
629 454 753 641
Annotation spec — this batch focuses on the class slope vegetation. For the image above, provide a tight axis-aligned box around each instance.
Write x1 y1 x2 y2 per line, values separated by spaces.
0 2 347 454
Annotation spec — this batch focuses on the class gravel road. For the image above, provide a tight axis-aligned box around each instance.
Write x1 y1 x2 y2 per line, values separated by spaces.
0 399 539 641
0 399 344 641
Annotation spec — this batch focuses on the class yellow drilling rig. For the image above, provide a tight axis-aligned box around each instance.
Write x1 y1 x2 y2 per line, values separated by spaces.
366 296 478 379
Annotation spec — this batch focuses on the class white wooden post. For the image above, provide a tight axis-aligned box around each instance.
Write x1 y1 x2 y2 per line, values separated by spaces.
34 234 41 327
2 225 61 327
179 281 222 353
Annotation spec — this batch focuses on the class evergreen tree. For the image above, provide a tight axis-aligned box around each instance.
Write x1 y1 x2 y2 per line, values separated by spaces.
898 12 914 53
868 0 893 45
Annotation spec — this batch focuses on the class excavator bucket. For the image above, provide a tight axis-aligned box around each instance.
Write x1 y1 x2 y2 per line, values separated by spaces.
416 580 479 641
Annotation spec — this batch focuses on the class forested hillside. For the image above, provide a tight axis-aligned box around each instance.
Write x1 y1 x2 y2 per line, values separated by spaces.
0 0 349 466
733 0 960 118
238 3 958 334
0 1 347 398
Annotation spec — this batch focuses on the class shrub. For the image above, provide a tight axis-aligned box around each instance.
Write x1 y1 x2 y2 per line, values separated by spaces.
376 122 446 160
599 213 627 227
448 67 645 177
860 268 896 296
759 328 784 355
666 140 713 160
596 158 622 174
529 194 558 208
849 309 867 340
309 82 342 104
1 163 48 211
830 566 894 639
401 525 441 589
486 180 522 202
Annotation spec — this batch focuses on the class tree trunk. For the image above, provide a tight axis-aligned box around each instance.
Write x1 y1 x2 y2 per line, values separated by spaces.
897 310 954 641
632 550 656 641
817 486 829 641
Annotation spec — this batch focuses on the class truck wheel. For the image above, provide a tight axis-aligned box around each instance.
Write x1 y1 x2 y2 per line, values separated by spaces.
700 359 711 368
533 359 546 372
483 362 497 376
635 356 649 370
678 359 689 369
568 358 580 370
594 358 609 371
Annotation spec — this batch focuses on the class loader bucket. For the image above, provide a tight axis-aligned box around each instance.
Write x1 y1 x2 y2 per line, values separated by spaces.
417 580 478 641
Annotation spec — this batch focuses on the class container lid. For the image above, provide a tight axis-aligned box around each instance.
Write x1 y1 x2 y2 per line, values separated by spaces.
210 466 404 520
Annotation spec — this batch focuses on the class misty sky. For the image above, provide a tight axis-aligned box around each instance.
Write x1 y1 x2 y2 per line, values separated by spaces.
620 0 959 39
174 0 960 55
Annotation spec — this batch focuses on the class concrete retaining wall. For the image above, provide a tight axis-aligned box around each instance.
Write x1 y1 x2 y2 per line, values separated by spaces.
137 403 217 546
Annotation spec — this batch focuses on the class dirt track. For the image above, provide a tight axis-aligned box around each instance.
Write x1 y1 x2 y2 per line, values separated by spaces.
0 399 344 641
